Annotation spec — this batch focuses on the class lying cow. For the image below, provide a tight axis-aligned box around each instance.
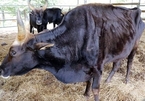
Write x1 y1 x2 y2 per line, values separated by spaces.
0 3 145 101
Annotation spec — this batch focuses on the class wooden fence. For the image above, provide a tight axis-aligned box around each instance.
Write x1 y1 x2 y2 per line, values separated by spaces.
0 3 145 28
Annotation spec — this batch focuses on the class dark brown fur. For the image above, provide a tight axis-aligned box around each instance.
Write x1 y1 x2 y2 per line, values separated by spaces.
0 3 145 101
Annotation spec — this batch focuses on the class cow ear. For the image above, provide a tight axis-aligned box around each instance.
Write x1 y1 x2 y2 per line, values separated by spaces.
35 43 54 50
16 9 26 42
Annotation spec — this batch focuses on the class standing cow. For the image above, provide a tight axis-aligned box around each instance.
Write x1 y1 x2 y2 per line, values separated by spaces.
44 8 64 28
28 0 64 33
28 0 48 33
0 3 145 101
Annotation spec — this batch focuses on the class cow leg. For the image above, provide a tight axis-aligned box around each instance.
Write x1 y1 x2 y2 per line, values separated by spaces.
37 29 39 33
53 23 55 28
44 25 47 30
32 28 35 34
37 26 42 33
92 67 102 101
126 46 137 83
105 61 121 83
41 26 45 31
30 25 33 33
84 80 92 98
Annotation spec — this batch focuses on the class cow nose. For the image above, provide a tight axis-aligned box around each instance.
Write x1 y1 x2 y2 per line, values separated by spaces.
36 20 42 25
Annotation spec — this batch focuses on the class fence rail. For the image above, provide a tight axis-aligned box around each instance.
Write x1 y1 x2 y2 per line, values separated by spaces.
0 3 145 28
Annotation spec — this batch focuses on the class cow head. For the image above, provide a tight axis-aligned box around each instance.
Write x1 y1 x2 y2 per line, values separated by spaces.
28 0 48 25
0 9 53 78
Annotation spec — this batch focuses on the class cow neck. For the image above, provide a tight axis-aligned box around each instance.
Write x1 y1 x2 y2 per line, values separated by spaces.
35 25 66 42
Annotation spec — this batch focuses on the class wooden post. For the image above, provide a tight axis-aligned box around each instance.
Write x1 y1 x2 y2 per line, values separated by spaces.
2 10 4 28
138 0 141 7
77 0 79 5
84 0 87 4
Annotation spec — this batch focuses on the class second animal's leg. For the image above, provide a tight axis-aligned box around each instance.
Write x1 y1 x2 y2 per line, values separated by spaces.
37 26 42 33
30 25 34 34
53 23 56 28
44 25 47 30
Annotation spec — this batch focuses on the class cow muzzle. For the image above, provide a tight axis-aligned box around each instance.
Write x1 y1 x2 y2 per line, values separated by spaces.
36 20 42 25
0 68 10 79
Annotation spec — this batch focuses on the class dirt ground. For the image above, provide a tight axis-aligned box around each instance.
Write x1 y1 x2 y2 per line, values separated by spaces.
0 27 145 101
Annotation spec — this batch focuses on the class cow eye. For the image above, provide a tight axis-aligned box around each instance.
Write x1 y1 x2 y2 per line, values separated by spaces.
10 50 17 56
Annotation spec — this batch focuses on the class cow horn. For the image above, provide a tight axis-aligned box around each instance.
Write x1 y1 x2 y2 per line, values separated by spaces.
35 43 54 50
28 0 35 11
23 10 30 31
23 10 28 22
42 0 48 11
17 9 26 42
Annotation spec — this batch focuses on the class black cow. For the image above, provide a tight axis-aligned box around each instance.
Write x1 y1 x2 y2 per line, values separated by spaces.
28 0 48 33
28 0 64 33
44 8 64 28
0 4 145 101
